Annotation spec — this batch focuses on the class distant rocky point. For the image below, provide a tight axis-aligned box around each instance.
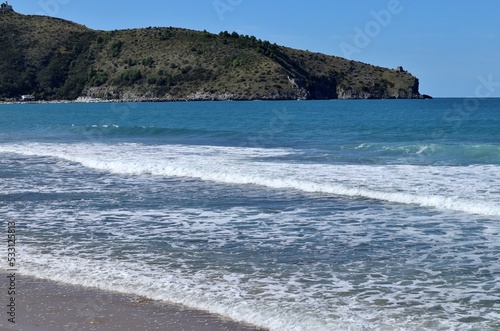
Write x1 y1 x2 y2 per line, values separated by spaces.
0 12 431 101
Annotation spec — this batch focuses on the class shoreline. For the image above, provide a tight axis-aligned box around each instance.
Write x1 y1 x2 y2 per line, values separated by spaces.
0 272 268 331
0 94 434 105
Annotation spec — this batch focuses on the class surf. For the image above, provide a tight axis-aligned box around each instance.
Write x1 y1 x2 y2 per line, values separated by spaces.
2 142 500 217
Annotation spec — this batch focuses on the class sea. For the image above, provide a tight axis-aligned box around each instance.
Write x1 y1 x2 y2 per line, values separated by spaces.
0 99 499 331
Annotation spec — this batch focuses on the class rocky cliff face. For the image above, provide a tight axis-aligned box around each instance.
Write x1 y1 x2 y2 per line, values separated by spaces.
337 78 421 99
0 12 427 101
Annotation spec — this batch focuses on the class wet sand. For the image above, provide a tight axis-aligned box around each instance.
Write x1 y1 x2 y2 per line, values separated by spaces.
0 273 268 331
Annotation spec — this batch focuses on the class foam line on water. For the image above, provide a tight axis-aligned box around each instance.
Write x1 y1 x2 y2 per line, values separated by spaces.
12 247 361 331
2 143 500 217
12 241 480 331
3 202 499 331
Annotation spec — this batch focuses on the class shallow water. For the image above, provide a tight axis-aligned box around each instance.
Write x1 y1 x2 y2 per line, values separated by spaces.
1 100 499 330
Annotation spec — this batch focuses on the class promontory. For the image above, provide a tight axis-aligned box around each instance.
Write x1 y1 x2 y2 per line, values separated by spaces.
0 11 430 102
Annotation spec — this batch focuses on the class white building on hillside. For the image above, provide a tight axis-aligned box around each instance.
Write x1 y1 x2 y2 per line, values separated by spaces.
21 94 36 101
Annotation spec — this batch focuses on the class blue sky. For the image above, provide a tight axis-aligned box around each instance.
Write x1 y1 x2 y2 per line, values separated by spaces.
10 0 500 97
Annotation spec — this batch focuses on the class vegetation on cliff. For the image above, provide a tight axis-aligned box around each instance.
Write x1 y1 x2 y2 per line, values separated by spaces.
0 12 427 101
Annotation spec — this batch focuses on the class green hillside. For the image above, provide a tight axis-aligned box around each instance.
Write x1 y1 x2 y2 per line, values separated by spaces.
0 11 429 101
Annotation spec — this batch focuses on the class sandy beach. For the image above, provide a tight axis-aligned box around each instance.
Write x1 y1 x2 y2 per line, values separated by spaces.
0 273 268 331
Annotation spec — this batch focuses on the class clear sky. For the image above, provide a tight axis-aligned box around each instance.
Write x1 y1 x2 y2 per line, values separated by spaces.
9 0 500 98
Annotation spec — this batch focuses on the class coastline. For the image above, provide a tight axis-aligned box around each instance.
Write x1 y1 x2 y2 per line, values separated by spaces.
0 95 434 105
0 92 433 105
0 272 268 331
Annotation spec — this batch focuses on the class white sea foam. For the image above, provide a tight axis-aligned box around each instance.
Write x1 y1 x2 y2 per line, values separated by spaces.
5 203 498 331
1 142 500 217
12 248 359 331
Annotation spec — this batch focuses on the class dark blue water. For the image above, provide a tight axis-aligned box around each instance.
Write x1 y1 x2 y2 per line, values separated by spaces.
1 100 499 330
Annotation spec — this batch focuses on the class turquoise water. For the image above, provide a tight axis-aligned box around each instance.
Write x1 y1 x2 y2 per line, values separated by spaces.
1 100 499 330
